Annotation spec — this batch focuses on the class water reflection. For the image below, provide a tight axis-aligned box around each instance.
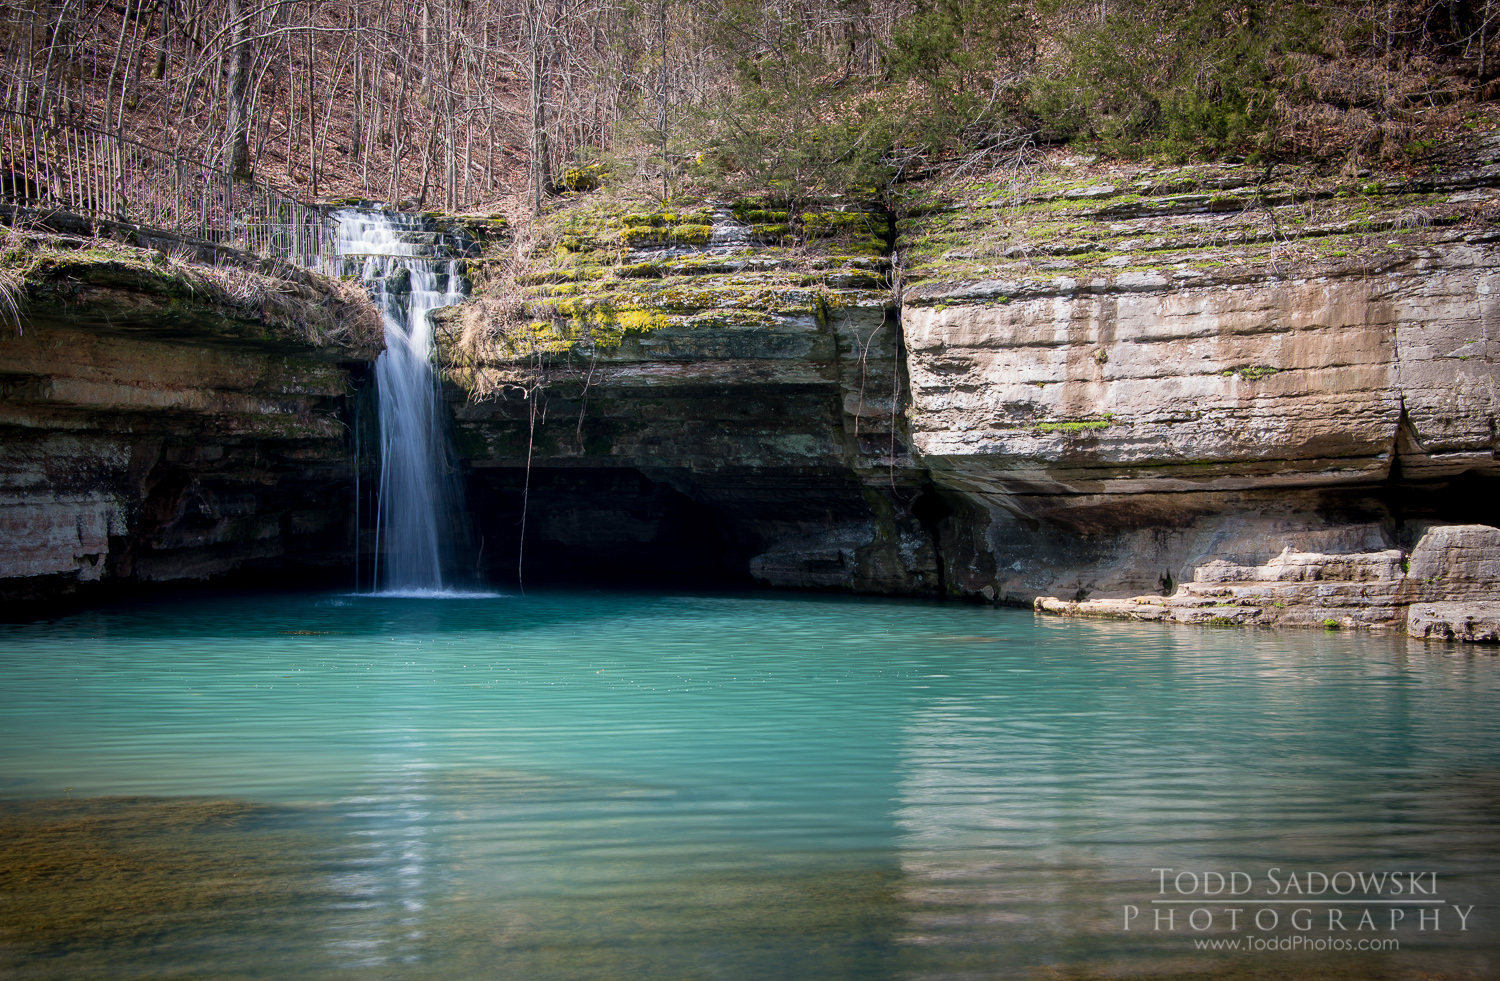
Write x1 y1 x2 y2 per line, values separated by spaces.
889 626 1500 977
1 592 1497 979
325 761 437 969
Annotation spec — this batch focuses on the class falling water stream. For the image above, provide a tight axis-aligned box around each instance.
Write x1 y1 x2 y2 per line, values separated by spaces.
333 209 468 594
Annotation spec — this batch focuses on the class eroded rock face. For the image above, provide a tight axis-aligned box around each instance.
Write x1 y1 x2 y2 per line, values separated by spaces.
0 234 375 610
904 256 1496 494
1408 603 1500 642
898 147 1500 607
448 153 1500 606
13 150 1500 618
447 200 967 593
1033 524 1500 641
1401 523 1500 602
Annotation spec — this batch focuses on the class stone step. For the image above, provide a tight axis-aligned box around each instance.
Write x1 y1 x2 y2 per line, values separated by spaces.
1193 549 1405 584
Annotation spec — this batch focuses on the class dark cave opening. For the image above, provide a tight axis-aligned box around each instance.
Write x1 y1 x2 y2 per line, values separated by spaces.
1383 470 1500 533
464 467 756 588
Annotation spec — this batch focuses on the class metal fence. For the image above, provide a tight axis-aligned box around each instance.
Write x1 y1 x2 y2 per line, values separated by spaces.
0 109 333 266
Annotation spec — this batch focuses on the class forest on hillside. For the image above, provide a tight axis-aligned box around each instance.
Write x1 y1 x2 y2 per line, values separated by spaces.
2 0 1498 215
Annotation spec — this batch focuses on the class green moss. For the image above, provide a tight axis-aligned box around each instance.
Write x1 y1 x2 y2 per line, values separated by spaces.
1034 419 1112 432
560 164 604 192
735 208 790 223
621 225 671 247
471 193 905 366
1223 365 1279 381
670 224 713 245
512 319 581 353
1402 138 1437 159
517 269 579 285
617 261 663 279
803 211 879 238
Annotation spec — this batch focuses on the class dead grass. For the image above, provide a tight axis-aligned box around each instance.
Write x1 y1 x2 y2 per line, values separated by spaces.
1269 46 1478 168
447 221 566 401
0 266 22 334
0 226 383 352
158 248 385 352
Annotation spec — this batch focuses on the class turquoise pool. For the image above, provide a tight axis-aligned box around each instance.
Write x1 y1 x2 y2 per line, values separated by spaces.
1 590 1496 979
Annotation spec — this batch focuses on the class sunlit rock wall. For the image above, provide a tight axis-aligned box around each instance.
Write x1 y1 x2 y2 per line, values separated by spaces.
1033 523 1500 642
449 148 1500 612
899 142 1500 608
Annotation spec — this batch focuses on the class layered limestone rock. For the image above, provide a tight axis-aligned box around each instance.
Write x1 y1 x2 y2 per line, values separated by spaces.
0 230 379 607
1401 522 1500 602
1034 524 1500 642
1408 603 1500 641
443 199 963 591
444 137 1500 607
900 138 1500 607
1035 546 1407 628
15 138 1497 619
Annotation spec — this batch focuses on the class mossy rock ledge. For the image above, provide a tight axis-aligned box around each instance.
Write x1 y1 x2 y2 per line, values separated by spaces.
447 138 1500 617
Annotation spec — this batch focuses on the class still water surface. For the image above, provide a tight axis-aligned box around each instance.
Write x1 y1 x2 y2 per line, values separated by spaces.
1 590 1497 979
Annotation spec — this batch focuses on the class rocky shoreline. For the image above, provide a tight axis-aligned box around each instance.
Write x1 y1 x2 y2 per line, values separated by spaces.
1034 523 1500 641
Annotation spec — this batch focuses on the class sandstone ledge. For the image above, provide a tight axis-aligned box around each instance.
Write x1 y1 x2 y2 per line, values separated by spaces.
1034 525 1500 644
1408 603 1500 642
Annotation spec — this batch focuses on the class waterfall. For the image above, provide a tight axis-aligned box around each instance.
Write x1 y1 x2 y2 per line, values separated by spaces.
333 209 468 594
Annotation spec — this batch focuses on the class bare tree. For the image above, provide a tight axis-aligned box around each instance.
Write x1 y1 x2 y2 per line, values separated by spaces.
223 0 252 177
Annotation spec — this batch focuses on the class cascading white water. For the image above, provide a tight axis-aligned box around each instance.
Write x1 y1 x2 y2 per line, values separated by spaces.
333 209 467 594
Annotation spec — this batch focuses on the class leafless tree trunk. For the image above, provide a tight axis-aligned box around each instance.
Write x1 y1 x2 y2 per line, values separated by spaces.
223 0 252 177
527 0 552 213
657 0 668 202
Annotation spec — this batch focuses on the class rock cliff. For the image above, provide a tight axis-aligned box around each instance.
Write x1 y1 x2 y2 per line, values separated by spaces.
442 199 945 590
899 145 1500 609
5 135 1499 636
1035 523 1500 641
451 136 1500 634
0 230 379 609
